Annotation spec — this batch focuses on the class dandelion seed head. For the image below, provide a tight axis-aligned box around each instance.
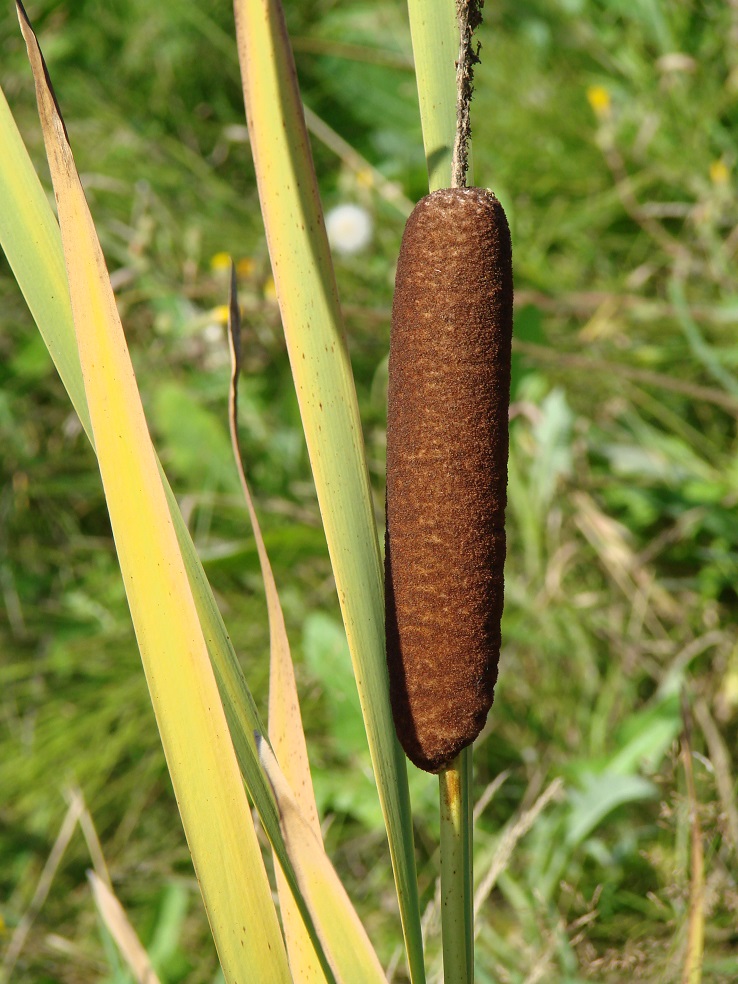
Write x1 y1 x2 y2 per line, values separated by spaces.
325 203 373 255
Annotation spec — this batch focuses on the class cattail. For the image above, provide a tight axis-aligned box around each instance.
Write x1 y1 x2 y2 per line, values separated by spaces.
385 186 513 773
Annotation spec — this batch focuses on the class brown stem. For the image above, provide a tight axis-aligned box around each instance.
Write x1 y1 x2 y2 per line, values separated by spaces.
451 0 484 189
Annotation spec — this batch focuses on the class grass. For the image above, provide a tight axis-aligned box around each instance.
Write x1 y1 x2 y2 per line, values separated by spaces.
1 0 738 981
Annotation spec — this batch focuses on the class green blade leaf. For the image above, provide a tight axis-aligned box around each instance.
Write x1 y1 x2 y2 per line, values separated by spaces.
234 2 425 981
0 84 90 438
406 0 458 192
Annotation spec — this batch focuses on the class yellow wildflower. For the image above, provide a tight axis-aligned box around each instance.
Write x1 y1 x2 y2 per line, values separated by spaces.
710 159 730 186
210 251 231 272
586 85 611 120
211 304 229 325
356 168 374 189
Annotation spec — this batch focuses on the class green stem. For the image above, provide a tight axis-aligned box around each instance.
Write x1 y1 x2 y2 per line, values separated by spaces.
439 748 473 983
408 3 479 980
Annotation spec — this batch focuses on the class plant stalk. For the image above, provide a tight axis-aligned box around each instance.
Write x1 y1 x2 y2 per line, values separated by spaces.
451 0 483 188
439 4 483 979
439 750 473 983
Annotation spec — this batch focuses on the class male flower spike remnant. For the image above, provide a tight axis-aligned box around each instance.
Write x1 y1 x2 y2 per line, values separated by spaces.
385 186 513 773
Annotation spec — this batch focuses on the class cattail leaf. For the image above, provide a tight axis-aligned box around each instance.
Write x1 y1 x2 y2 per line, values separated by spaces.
406 0 459 192
227 281 329 984
0 84 90 438
258 738 389 984
234 2 425 981
15 7 290 982
0 74 326 974
227 277 321 838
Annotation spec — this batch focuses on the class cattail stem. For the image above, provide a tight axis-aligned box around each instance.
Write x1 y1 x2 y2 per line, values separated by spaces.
445 5 483 981
392 3 499 979
439 751 474 983
451 0 484 189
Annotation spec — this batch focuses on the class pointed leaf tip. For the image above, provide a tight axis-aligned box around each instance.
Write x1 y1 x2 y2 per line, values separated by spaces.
16 1 71 145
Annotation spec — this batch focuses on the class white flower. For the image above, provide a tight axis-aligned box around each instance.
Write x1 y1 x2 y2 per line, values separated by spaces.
325 203 373 255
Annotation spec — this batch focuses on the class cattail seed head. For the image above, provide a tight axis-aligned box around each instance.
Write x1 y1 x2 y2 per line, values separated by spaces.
385 186 513 773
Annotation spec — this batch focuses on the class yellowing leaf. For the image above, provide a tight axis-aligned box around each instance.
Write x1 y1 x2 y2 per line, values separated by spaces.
228 276 327 984
0 67 331 983
88 873 162 984
17 7 289 981
0 85 90 438
259 738 388 984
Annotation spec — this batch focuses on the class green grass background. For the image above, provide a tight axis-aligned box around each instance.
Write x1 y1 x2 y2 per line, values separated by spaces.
1 1 738 981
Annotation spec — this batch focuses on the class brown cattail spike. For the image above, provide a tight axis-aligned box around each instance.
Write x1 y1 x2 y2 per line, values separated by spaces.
385 186 513 773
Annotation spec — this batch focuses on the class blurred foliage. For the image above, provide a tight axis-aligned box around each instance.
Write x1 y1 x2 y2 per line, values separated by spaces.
1 0 738 982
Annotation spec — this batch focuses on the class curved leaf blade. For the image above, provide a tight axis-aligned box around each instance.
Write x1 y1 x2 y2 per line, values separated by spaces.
0 84 90 437
259 738 388 984
0 73 329 976
16 7 290 981
228 280 328 984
